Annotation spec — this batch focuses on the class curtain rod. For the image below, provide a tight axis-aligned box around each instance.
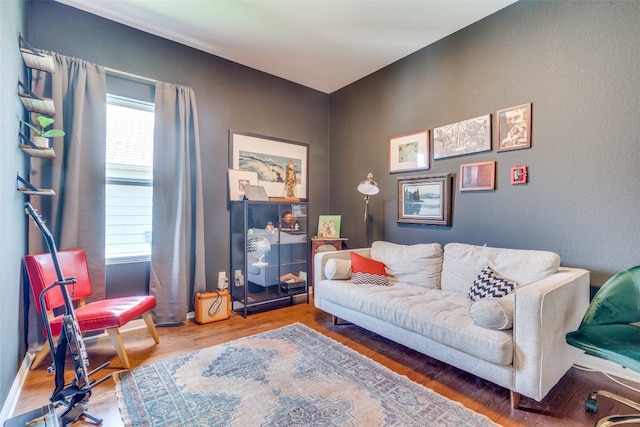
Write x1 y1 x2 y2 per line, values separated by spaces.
104 66 156 84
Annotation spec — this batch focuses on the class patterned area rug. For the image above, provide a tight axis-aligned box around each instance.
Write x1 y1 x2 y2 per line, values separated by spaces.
114 323 499 426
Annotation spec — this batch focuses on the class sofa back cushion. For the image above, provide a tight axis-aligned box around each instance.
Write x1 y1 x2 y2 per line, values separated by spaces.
371 241 443 289
441 243 560 294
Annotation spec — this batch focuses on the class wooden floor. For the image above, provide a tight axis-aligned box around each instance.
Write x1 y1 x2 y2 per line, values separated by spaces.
12 301 640 426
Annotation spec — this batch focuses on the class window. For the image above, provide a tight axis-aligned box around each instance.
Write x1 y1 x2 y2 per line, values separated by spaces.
105 95 154 262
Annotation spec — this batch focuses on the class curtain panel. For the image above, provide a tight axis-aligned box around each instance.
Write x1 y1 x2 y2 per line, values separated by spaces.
27 53 107 348
150 82 206 325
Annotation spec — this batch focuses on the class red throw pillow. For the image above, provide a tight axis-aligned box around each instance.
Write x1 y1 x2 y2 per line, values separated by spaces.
350 252 389 286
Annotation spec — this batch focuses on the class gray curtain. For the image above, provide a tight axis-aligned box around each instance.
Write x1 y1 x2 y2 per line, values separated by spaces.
150 82 206 325
27 52 106 347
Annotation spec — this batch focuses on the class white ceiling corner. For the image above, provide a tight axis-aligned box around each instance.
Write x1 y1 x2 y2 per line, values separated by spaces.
54 0 517 93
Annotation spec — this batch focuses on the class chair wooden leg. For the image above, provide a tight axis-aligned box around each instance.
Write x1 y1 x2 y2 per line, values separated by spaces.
106 328 130 369
510 390 521 409
30 344 51 370
142 311 160 344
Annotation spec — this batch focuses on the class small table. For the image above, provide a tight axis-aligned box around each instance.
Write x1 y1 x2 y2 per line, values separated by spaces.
311 237 348 286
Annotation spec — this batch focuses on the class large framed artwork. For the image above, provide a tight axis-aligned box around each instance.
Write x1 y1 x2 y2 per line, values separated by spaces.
433 114 491 159
397 173 453 226
229 131 309 200
459 161 496 192
496 103 532 152
388 130 429 173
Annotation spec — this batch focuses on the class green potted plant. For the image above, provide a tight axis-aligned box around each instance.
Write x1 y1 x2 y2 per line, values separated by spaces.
21 115 65 148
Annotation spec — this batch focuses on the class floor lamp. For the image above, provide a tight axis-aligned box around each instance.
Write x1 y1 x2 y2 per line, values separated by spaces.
357 173 379 247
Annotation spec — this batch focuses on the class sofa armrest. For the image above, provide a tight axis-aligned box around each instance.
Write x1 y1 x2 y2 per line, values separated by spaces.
314 248 371 284
513 267 590 400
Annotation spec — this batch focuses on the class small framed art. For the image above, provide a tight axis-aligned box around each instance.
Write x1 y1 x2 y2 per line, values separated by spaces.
496 103 531 152
388 130 429 173
511 165 528 185
397 173 453 225
459 161 496 192
228 169 258 200
317 215 342 238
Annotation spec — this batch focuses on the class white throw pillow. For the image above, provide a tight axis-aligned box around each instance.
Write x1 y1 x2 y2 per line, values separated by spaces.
370 241 443 288
469 293 515 330
441 243 561 294
324 258 352 280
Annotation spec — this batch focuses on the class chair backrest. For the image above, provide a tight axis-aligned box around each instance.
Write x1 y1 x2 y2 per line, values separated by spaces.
579 265 640 328
24 248 93 313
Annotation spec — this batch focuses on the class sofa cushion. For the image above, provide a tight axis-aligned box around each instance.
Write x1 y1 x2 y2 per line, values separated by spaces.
315 279 513 365
325 258 352 280
371 241 443 289
469 293 515 330
441 243 561 294
468 266 517 301
350 252 389 286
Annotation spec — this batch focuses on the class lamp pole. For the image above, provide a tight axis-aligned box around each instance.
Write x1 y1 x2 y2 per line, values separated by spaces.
357 173 379 248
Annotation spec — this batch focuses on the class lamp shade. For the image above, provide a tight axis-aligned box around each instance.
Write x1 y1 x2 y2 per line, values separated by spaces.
357 173 379 196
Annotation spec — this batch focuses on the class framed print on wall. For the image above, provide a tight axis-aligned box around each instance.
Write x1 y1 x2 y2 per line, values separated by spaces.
496 103 531 152
459 161 496 191
229 131 309 200
388 130 429 173
397 173 453 226
511 165 528 185
433 114 491 159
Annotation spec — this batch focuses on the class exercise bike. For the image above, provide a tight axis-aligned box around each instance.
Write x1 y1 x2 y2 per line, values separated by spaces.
24 202 112 426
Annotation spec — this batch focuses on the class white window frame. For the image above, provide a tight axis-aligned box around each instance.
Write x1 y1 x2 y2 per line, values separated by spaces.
106 95 154 264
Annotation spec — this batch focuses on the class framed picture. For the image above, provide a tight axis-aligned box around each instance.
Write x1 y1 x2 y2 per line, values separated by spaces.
229 131 309 200
317 215 342 238
511 165 528 185
496 103 531 152
228 169 258 200
459 161 496 191
388 130 429 173
433 114 491 159
397 173 453 226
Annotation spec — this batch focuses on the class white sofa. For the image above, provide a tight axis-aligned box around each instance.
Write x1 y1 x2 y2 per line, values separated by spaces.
313 241 590 408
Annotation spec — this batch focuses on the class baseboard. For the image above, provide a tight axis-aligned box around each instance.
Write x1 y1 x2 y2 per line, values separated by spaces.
0 355 32 424
575 353 640 386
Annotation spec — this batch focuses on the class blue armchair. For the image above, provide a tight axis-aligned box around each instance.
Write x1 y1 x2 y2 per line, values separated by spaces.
566 265 640 426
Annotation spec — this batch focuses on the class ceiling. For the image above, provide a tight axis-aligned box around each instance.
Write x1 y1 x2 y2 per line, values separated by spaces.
55 0 517 94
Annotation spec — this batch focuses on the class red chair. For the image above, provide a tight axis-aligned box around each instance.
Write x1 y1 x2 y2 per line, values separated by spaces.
24 248 159 369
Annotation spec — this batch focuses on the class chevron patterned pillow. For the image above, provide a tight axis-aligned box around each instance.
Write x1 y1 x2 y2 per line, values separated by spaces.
350 252 389 286
468 266 517 301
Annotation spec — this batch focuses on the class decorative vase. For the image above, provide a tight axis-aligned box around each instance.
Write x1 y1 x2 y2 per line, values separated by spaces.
32 136 50 149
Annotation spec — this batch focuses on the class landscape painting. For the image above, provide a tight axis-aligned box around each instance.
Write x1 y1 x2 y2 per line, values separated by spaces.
397 173 452 226
239 151 302 185
230 131 308 199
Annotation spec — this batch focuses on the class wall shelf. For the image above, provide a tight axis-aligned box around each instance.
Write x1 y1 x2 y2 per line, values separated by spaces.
16 174 55 196
19 34 55 73
19 145 56 159
17 36 58 198
18 132 56 159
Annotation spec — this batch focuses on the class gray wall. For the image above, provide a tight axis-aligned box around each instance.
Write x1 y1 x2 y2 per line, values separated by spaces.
329 0 640 285
28 0 330 292
0 0 28 412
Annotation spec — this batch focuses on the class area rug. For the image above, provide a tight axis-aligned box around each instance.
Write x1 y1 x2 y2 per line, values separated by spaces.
114 323 499 426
